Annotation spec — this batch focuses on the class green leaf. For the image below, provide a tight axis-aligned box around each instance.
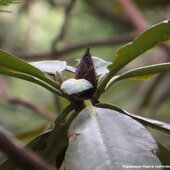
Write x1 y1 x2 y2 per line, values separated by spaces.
97 20 170 95
0 65 62 95
65 107 161 170
106 62 170 90
109 20 170 74
30 60 67 74
0 50 60 91
96 103 170 135
60 78 93 95
0 0 20 6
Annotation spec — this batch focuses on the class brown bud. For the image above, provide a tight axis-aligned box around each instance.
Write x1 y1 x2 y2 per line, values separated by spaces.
75 48 98 88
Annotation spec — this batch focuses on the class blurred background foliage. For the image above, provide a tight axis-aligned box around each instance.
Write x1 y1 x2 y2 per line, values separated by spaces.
0 0 170 151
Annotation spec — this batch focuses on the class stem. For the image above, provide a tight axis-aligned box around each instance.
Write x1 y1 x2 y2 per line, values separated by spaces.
0 126 56 170
96 66 120 97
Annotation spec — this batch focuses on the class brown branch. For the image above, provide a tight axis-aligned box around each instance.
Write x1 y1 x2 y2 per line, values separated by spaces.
0 77 54 121
117 0 149 30
8 97 55 121
85 0 132 28
0 126 56 170
20 32 137 60
117 0 170 53
51 0 75 52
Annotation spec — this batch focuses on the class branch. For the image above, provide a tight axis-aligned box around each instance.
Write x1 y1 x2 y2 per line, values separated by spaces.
20 32 137 60
0 126 56 170
51 0 75 52
8 97 55 121
0 77 54 121
85 0 132 28
117 0 170 55
117 0 149 30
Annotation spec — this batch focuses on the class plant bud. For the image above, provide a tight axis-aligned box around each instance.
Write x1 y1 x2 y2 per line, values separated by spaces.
75 48 98 88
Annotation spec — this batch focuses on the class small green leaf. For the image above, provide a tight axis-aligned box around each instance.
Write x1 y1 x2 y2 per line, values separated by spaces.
106 62 170 89
60 78 93 95
30 60 67 74
65 107 161 170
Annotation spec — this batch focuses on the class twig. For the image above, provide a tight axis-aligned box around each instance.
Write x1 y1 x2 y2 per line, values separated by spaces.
0 77 54 121
117 0 149 30
117 0 170 51
8 97 55 121
85 0 132 27
51 0 75 52
0 126 56 170
20 32 137 60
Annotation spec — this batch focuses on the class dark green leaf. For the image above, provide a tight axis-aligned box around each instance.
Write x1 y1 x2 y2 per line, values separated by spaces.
109 20 170 74
0 50 60 91
0 65 61 95
106 62 170 89
65 107 161 170
96 103 170 135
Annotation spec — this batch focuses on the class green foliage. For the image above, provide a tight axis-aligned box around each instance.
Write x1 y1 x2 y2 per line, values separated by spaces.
97 20 170 95
0 20 170 169
0 0 20 6
106 63 170 90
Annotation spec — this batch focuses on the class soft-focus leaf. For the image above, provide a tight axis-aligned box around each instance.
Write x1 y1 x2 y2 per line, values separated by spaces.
96 103 170 135
0 0 20 5
65 107 161 170
61 78 93 95
30 60 67 74
106 62 170 89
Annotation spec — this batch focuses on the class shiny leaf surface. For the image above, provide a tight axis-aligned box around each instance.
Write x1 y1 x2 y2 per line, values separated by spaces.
65 107 161 170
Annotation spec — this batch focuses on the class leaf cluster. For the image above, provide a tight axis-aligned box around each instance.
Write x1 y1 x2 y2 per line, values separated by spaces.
0 20 170 169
